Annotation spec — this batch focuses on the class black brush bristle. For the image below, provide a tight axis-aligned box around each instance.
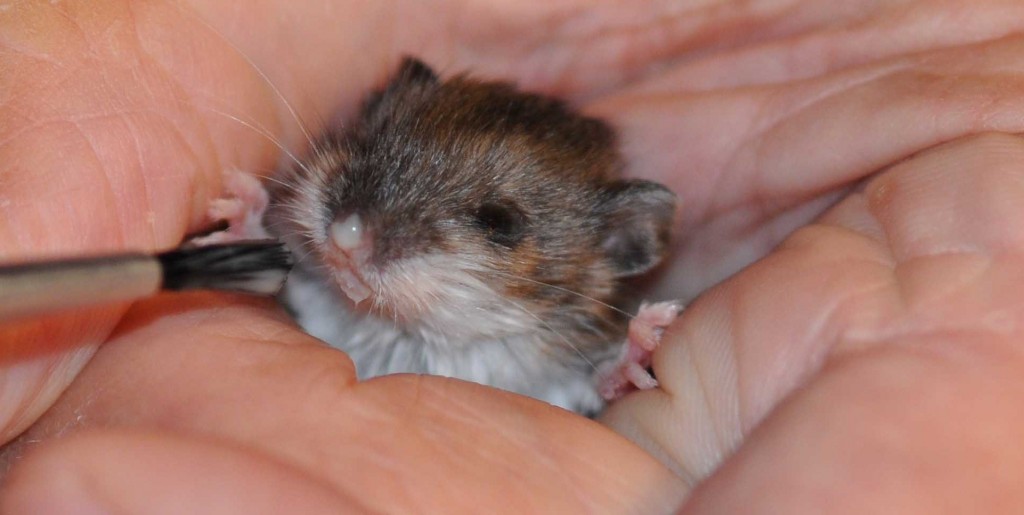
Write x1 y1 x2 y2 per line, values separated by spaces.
158 240 293 295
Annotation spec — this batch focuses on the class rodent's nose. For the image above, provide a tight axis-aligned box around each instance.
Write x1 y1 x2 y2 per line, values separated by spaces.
329 212 373 264
330 213 364 250
326 212 373 304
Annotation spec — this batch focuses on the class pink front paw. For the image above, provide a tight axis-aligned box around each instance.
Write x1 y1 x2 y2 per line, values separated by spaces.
192 170 270 244
597 301 683 401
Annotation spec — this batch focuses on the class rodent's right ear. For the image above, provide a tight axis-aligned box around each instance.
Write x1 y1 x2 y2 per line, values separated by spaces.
598 180 678 278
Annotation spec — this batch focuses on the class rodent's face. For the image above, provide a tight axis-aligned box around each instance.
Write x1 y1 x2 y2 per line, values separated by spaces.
269 58 676 347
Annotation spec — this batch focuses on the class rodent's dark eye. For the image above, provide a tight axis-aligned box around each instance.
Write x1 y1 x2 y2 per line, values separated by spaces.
474 201 526 248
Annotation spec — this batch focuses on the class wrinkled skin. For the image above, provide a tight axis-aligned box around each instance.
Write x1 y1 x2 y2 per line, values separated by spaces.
3 0 1024 512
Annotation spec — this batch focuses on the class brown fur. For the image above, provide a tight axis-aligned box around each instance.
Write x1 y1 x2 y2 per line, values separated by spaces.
267 57 677 393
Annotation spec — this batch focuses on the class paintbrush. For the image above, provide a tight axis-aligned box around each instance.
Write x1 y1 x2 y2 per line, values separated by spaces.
0 240 293 321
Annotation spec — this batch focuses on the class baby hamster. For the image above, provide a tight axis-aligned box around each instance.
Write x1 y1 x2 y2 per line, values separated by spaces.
241 57 679 414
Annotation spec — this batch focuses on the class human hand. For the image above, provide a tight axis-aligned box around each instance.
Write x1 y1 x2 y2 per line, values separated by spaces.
0 1 693 511
3 0 1024 512
595 1 1024 511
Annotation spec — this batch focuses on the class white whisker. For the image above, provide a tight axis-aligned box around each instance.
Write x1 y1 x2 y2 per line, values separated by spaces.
500 297 598 373
491 269 634 320
251 172 304 196
182 102 316 178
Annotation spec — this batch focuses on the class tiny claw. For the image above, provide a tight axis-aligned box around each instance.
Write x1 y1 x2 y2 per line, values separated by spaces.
596 300 683 401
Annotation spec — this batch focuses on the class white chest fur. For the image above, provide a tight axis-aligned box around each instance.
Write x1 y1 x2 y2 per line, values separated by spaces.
283 271 605 413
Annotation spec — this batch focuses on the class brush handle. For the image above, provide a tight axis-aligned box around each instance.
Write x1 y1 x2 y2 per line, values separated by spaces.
0 254 161 321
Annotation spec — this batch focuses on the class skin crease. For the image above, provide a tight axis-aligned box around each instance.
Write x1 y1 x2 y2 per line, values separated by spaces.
1 0 1024 512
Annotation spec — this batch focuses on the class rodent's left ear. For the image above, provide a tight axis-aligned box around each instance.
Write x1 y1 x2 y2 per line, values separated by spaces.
599 180 677 278
363 56 441 125
394 56 440 87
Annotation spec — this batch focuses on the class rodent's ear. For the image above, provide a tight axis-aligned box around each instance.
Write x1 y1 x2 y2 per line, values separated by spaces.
599 180 677 278
362 57 440 125
394 56 440 87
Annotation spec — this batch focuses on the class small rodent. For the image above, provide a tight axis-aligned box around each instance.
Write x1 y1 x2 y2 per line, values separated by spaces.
245 57 679 414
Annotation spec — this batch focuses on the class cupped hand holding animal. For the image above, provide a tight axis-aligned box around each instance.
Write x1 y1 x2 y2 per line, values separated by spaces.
3 0 1024 512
